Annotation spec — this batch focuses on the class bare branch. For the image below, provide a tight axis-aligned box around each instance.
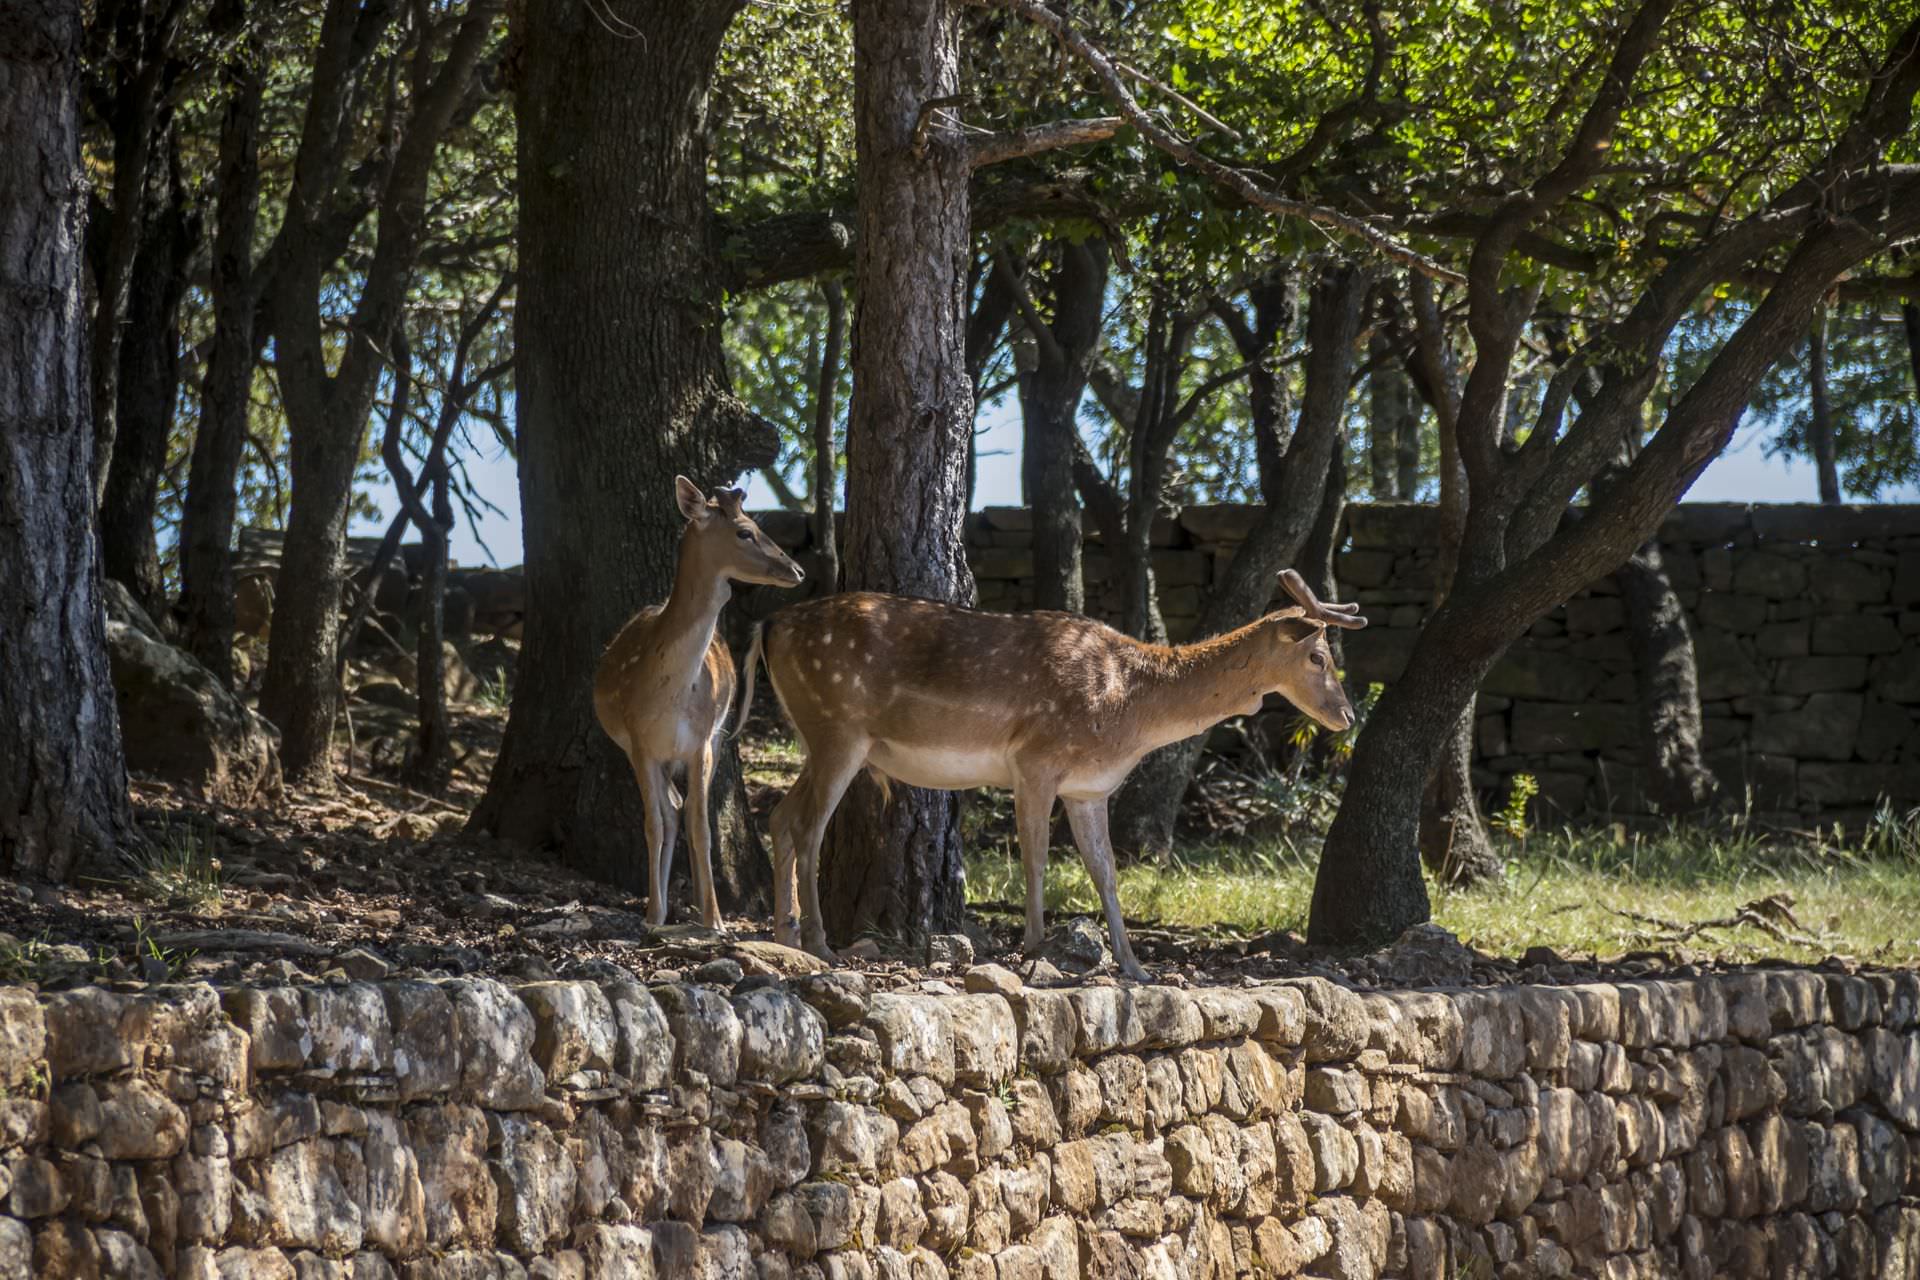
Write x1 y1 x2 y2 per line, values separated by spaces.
1113 61 1241 140
970 116 1123 168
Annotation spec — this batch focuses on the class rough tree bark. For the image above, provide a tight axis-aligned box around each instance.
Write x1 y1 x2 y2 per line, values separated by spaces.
1109 264 1362 856
177 24 262 682
817 0 976 944
471 0 778 910
100 125 195 623
1011 238 1107 613
1808 301 1840 504
0 0 136 880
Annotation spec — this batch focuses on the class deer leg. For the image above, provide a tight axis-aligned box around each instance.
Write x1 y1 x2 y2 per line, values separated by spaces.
768 794 802 950
658 777 682 921
632 758 673 926
1012 777 1059 953
1064 798 1146 981
686 741 723 931
788 741 868 962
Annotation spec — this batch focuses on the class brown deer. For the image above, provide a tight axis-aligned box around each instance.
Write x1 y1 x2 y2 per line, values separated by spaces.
594 478 804 929
738 569 1366 978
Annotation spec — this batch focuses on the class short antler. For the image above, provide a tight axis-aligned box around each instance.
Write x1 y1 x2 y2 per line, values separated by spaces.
1277 568 1368 630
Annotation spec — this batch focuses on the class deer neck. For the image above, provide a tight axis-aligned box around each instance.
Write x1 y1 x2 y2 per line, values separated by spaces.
1132 617 1287 752
653 536 732 681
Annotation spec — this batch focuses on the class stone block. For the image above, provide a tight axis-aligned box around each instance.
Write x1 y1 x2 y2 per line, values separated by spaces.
444 980 544 1109
1697 592 1769 633
516 982 617 1080
1750 692 1862 761
1813 613 1903 655
380 982 458 1100
1777 656 1869 695
1800 763 1911 807
1693 630 1770 700
92 1079 187 1161
865 994 955 1086
1484 651 1602 702
732 989 825 1085
652 983 742 1086
944 995 1016 1087
604 982 675 1090
1732 550 1806 598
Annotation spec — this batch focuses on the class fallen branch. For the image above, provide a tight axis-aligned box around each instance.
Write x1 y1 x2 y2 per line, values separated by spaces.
1604 893 1824 949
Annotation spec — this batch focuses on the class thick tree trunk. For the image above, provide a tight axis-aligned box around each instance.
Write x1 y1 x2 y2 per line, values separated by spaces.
0 0 135 880
1017 238 1106 614
1617 538 1720 814
471 0 777 910
178 45 262 682
100 129 194 623
818 0 975 944
1808 303 1839 504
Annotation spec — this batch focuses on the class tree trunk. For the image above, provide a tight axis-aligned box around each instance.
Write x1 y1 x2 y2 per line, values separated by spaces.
811 279 846 590
470 0 777 910
1109 265 1358 857
258 0 495 788
1017 238 1106 614
0 0 135 880
1616 537 1719 814
100 125 194 623
177 41 262 683
1368 331 1419 499
1808 302 1839 504
409 459 454 787
1417 708 1500 883
817 0 974 945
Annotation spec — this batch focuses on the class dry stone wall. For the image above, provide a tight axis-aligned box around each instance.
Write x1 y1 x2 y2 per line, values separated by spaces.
5 965 1920 1279
755 502 1920 825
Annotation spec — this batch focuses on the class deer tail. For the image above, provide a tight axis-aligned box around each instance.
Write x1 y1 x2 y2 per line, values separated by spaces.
733 621 766 738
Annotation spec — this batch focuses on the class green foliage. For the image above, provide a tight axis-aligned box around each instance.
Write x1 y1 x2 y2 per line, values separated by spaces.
1490 773 1539 842
128 824 225 913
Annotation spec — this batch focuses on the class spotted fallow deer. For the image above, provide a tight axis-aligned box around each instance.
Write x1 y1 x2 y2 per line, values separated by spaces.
738 569 1367 978
594 477 805 929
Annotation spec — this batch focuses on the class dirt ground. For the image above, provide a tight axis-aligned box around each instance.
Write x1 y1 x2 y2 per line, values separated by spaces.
2 698 1904 998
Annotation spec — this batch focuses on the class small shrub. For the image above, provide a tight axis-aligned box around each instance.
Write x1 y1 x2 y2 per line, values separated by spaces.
128 826 224 912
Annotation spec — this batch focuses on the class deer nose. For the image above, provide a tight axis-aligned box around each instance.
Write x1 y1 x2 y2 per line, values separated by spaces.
1341 707 1355 729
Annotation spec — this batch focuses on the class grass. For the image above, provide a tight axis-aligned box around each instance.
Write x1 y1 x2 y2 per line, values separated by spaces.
126 825 225 913
744 723 1920 965
965 808 1920 965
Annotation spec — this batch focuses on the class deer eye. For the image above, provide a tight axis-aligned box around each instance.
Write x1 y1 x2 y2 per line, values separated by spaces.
736 529 753 541
1309 651 1327 668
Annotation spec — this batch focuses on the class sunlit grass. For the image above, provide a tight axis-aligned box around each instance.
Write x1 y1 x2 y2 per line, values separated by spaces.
965 814 1920 964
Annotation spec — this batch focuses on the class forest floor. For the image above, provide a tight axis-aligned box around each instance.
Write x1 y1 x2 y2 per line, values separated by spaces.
1 695 1914 997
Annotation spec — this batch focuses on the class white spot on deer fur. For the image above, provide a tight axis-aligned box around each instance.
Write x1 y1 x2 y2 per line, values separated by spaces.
822 631 834 644
831 673 842 684
812 658 822 671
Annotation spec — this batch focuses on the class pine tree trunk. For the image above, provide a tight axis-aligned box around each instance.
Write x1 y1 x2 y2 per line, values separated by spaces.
0 0 135 880
470 0 777 910
178 46 262 683
100 128 194 624
1368 332 1419 500
817 0 974 944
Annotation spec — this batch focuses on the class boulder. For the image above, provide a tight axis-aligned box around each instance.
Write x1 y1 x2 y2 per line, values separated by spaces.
104 615 281 804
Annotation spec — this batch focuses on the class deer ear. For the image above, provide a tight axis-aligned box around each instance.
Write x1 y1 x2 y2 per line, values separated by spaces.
675 476 710 522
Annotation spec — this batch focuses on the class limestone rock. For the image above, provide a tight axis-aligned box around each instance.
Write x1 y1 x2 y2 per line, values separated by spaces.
446 980 545 1109
653 984 743 1086
105 618 282 803
732 988 826 1085
517 982 617 1080
605 982 675 1090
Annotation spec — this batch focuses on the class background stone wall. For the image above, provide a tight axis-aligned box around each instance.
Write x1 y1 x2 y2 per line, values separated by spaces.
756 503 1920 826
4 967 1919 1279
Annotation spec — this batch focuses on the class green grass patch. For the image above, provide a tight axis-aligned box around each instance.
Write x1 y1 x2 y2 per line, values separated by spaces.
965 809 1920 964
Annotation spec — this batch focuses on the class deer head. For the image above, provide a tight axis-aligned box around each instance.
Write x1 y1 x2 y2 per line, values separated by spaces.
676 476 806 588
1265 568 1368 731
